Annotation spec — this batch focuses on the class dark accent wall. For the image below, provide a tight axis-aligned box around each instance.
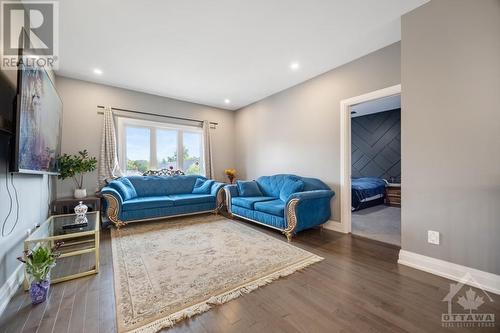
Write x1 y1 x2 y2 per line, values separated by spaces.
351 109 401 181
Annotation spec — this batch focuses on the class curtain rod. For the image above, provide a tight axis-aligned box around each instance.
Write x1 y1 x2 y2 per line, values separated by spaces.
96 105 218 126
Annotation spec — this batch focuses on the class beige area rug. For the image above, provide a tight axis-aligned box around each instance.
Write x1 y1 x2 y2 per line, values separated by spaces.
110 214 323 333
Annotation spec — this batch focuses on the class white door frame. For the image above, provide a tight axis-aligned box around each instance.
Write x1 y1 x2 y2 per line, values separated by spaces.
339 84 401 233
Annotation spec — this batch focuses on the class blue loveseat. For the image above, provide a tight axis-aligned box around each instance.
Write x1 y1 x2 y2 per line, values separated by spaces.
101 175 225 227
225 174 334 241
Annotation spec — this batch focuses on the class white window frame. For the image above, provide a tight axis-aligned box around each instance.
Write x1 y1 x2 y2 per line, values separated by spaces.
116 117 205 176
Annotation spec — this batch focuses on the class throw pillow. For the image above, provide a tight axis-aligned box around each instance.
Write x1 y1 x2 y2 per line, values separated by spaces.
192 178 214 194
109 178 138 201
279 179 304 202
237 180 263 197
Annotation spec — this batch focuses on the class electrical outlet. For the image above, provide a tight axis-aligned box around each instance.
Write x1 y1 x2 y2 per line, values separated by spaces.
427 230 440 245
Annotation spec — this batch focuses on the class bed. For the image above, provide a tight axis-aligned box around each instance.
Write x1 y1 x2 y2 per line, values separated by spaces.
351 177 387 211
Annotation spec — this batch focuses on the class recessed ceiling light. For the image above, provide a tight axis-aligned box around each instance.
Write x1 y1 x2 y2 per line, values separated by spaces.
93 68 103 75
224 99 231 104
290 62 300 71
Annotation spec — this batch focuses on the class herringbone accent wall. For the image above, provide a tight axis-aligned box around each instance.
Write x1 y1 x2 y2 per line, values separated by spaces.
351 109 401 181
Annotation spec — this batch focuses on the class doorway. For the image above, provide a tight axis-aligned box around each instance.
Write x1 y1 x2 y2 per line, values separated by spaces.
339 85 401 246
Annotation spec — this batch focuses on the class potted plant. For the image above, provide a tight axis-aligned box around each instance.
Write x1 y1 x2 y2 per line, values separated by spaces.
57 150 97 198
224 169 237 184
17 242 63 304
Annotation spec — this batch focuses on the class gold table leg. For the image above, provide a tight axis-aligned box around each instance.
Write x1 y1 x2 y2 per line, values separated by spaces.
95 230 100 273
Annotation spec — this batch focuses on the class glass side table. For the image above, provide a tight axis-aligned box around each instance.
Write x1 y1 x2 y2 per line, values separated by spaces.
23 211 100 289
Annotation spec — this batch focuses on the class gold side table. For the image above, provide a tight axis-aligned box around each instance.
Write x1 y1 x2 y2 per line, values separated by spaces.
23 211 100 289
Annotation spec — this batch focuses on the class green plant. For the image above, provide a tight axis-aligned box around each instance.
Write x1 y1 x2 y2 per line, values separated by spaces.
127 159 149 173
57 150 97 189
17 243 63 282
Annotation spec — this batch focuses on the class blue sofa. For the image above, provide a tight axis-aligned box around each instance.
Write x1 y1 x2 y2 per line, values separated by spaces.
101 175 225 227
225 174 334 241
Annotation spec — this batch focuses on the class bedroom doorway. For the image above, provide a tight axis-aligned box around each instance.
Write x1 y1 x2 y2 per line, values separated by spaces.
339 85 401 246
350 95 401 246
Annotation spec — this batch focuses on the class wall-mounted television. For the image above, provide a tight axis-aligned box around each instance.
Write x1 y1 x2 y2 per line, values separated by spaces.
11 62 62 174
0 70 16 135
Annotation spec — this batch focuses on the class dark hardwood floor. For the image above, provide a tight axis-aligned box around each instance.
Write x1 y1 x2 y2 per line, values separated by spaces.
1 216 499 333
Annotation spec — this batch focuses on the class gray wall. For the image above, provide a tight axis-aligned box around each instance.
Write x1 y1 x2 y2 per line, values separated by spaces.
235 42 401 221
55 76 236 198
0 149 53 288
0 64 53 288
352 109 401 181
401 0 500 274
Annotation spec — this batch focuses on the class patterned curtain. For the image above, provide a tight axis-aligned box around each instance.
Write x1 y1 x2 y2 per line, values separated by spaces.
202 121 214 179
98 107 123 187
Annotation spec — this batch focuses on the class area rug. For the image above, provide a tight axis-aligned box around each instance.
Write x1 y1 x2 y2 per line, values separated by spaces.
110 214 323 333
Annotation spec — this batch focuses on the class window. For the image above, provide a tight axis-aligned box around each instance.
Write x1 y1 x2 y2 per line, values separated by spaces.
183 131 203 175
117 117 205 176
125 126 150 174
156 129 177 170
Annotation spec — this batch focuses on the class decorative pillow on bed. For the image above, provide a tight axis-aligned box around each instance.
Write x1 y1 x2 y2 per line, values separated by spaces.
279 179 304 202
192 178 214 194
237 180 263 197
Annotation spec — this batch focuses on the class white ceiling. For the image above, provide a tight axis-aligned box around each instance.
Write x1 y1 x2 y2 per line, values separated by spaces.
57 0 427 110
351 94 401 118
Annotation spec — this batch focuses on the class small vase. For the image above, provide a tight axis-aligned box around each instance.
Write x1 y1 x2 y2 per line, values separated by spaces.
74 201 88 224
29 280 50 304
74 201 88 215
74 188 87 199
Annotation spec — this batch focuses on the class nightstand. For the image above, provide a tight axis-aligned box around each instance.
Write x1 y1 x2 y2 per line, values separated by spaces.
385 183 401 207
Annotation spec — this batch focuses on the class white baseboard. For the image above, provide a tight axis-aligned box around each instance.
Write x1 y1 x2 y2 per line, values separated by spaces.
398 250 500 295
0 264 24 318
323 220 348 233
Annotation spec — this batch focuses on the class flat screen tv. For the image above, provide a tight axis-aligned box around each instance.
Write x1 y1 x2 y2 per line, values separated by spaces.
11 63 62 174
0 69 16 135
